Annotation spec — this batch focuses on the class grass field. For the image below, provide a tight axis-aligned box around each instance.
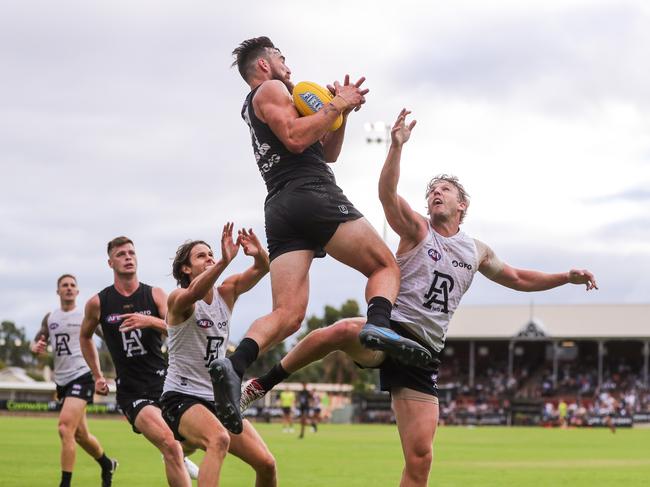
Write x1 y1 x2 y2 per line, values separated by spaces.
1 416 649 486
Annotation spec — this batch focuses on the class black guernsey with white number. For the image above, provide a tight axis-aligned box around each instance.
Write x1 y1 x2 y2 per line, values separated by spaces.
242 85 363 261
98 284 166 397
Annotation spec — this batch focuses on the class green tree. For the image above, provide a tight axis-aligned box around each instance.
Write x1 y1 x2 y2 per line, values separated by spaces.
290 300 378 389
0 321 33 367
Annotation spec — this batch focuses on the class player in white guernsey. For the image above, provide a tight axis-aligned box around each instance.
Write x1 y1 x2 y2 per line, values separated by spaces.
31 274 117 487
241 109 598 487
161 223 276 487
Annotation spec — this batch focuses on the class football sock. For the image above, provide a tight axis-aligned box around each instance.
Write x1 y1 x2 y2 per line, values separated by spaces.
229 338 260 378
257 363 290 391
96 453 112 471
60 471 72 487
367 296 392 328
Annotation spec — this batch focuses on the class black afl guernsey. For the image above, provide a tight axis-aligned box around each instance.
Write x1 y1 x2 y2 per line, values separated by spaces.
98 283 166 396
242 85 336 197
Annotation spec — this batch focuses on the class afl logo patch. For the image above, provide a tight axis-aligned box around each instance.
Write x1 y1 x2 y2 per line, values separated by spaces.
197 319 214 329
49 322 59 330
106 314 121 324
427 248 442 262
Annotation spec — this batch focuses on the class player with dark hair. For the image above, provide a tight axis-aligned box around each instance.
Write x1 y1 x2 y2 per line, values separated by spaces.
31 274 117 487
241 109 598 486
210 36 431 435
161 224 276 486
80 236 197 487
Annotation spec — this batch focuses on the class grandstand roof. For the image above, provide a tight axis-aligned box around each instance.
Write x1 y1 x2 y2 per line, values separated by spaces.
446 304 650 340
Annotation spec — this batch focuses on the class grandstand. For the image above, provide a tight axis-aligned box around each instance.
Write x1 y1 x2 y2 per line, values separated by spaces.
437 304 650 426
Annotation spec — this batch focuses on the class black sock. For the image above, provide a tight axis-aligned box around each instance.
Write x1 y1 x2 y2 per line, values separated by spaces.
229 338 260 378
366 296 392 328
257 363 290 391
60 471 72 487
96 453 112 471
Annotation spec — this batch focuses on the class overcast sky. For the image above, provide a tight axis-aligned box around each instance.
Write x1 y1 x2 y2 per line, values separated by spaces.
1 0 649 342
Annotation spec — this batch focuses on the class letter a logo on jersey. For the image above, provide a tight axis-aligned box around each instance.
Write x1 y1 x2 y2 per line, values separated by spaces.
55 333 71 356
203 336 224 368
423 271 454 313
122 330 147 358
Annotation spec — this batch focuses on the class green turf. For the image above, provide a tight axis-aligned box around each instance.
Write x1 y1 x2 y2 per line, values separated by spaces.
0 416 648 486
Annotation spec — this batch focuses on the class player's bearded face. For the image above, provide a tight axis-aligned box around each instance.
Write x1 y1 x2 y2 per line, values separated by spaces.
268 50 294 92
427 184 463 220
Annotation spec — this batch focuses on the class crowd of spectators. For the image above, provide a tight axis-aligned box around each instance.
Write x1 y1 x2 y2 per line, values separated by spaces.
435 357 649 425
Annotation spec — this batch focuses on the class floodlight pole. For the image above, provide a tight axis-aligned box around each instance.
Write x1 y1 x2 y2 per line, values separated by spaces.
365 122 391 241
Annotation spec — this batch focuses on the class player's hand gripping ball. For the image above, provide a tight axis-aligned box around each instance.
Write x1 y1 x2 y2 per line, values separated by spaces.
292 81 343 131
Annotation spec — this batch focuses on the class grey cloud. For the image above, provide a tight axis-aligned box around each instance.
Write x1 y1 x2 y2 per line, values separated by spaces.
395 3 650 112
590 217 650 241
587 188 650 204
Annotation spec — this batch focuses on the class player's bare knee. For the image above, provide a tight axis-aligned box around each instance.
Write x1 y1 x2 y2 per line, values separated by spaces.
204 430 230 455
255 452 276 477
159 432 183 460
329 320 361 346
57 421 74 440
285 311 305 335
405 448 432 478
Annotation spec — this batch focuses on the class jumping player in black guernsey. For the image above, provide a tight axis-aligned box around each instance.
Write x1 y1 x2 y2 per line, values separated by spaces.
209 36 431 435
80 236 197 487
31 274 117 487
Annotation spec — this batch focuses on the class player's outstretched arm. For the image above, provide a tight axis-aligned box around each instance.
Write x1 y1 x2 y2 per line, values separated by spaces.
80 295 109 395
219 227 270 310
30 313 50 355
379 109 427 243
320 75 369 162
478 241 598 292
118 287 169 335
255 80 362 154
167 222 240 324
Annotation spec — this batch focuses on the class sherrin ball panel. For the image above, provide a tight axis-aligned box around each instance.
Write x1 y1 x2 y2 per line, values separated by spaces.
292 81 343 131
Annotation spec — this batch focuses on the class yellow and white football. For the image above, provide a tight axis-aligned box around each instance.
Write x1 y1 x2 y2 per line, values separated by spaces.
292 81 343 132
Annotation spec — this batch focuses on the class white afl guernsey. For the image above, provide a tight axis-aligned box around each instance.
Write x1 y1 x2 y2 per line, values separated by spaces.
163 288 231 402
47 308 91 385
391 222 479 353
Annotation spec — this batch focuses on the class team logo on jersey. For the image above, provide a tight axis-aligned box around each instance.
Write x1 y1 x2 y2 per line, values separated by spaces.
338 205 349 214
106 313 122 324
196 319 214 329
55 333 72 356
49 322 59 330
423 270 454 314
427 248 442 262
203 336 225 368
452 260 472 270
121 329 147 358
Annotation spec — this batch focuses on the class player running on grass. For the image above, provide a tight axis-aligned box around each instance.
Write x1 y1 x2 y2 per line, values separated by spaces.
241 109 598 487
31 274 117 487
80 237 198 487
210 36 431 436
161 224 276 487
